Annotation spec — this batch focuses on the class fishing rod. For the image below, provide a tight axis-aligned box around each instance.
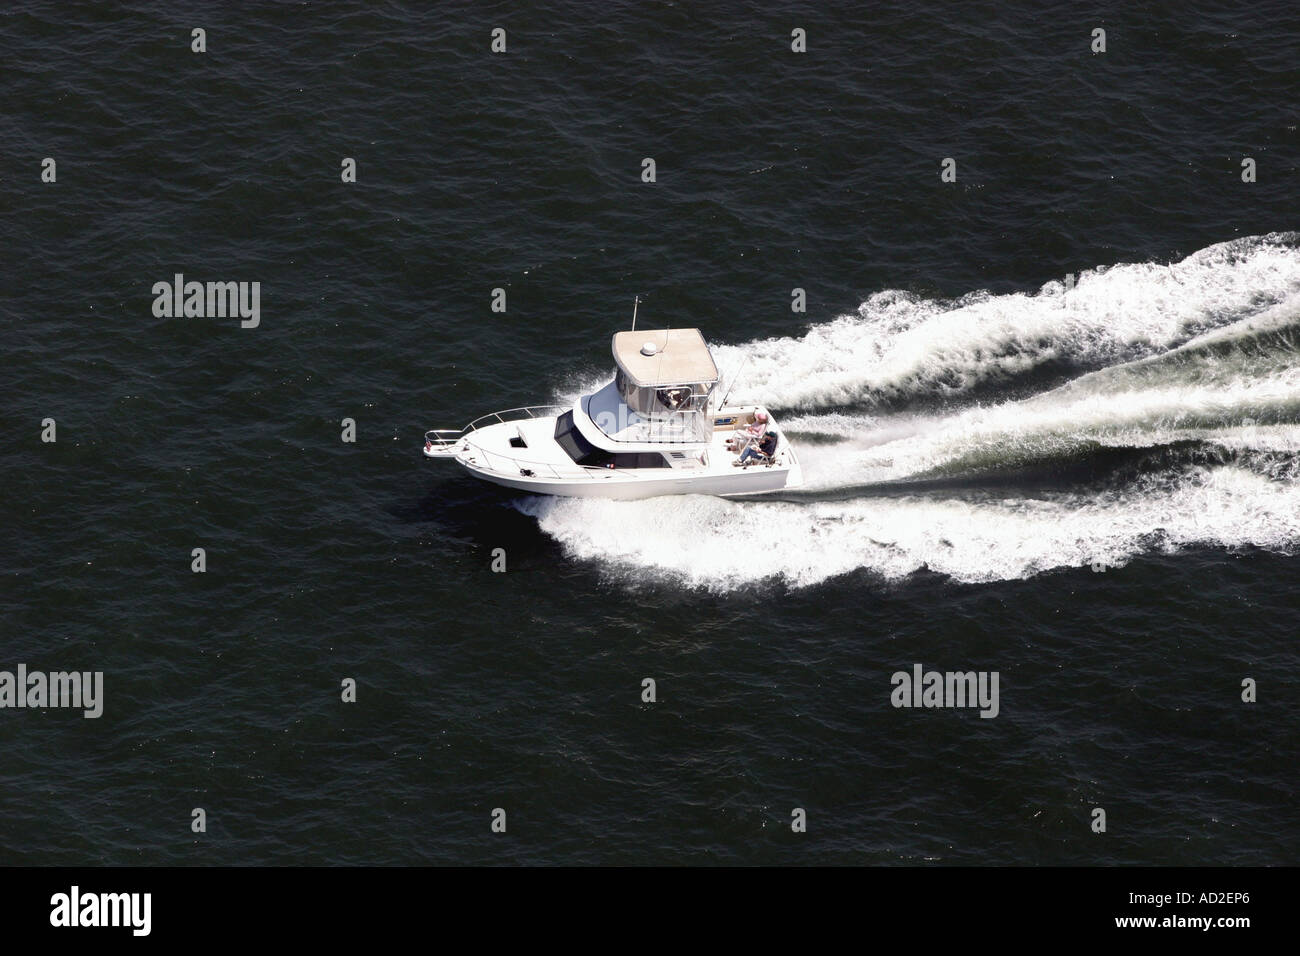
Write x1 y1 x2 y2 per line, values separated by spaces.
722 353 754 408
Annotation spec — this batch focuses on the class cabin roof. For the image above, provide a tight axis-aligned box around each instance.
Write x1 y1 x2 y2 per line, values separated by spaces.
611 328 719 387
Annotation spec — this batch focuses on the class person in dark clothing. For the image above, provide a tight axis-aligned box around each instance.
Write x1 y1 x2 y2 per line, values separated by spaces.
736 431 778 465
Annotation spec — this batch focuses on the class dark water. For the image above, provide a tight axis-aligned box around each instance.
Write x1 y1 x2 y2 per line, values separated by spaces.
3 1 1299 864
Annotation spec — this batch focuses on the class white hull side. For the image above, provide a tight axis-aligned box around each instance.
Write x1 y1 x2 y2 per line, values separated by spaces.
458 458 798 500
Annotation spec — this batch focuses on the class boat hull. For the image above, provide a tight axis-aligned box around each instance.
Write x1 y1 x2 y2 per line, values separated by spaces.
456 457 800 499
424 399 802 500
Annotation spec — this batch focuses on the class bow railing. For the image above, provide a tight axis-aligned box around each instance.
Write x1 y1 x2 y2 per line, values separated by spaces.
424 404 570 449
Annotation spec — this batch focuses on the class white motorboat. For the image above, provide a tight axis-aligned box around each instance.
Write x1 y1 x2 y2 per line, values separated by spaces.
423 326 802 499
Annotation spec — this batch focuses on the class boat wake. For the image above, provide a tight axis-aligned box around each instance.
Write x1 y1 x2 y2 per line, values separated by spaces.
517 233 1300 589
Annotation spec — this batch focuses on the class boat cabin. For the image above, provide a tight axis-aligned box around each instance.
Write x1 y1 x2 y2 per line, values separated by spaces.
581 329 719 446
612 329 718 414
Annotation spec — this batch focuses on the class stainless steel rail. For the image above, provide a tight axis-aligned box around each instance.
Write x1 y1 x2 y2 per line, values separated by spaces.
424 404 637 481
423 404 570 448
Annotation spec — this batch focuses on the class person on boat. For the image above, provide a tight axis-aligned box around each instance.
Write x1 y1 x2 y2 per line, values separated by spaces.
725 410 769 451
736 430 778 465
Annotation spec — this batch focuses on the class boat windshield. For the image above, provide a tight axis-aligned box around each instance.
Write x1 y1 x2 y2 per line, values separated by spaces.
554 410 614 466
616 369 712 416
596 375 710 443
554 411 672 468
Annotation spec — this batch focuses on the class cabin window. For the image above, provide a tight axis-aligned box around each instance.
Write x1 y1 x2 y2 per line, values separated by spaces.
554 412 669 468
656 386 694 410
554 411 613 466
618 379 712 416
612 453 670 468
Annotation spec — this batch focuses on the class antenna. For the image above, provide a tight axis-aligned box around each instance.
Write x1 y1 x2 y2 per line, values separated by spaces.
719 353 751 409
631 295 639 331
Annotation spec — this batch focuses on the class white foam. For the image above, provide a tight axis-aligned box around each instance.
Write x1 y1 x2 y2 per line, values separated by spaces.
522 236 1300 588
521 466 1300 589
796 364 1300 490
710 233 1300 410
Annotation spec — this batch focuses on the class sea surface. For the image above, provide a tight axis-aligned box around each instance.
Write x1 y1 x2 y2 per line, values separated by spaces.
2 0 1298 864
